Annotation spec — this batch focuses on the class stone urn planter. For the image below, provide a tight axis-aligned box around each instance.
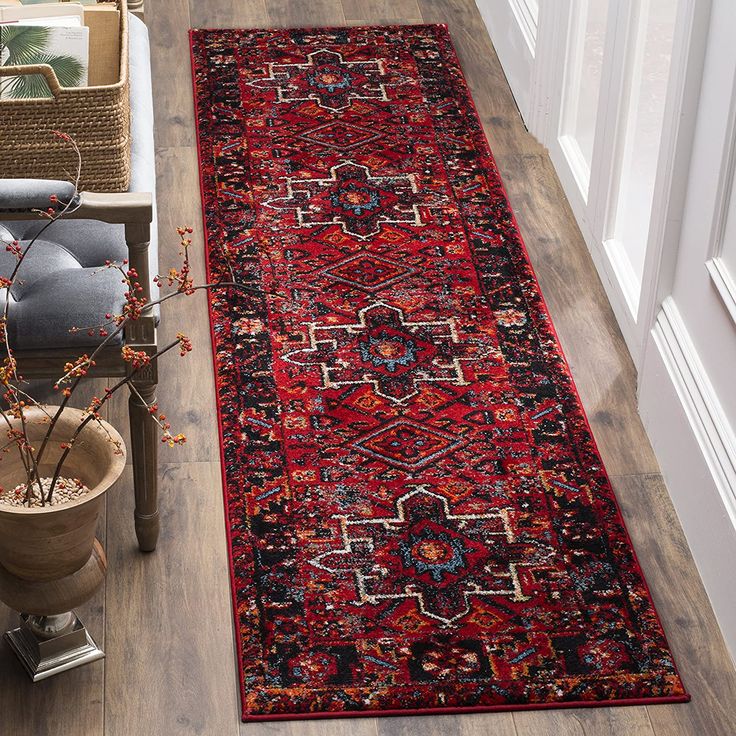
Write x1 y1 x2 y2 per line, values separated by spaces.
0 406 126 680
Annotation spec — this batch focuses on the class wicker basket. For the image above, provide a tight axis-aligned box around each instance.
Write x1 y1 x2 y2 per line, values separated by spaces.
0 0 130 193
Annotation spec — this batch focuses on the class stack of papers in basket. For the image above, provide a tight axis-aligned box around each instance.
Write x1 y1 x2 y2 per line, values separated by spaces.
0 3 89 98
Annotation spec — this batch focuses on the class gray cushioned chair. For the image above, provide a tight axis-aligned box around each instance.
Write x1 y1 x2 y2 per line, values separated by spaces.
0 15 160 552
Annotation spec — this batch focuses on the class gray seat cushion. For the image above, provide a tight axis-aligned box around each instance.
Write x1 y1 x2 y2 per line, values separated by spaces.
0 220 129 349
0 14 157 352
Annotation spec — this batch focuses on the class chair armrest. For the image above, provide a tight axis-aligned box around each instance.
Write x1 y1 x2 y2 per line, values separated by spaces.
74 192 153 225
0 186 152 226
0 179 77 213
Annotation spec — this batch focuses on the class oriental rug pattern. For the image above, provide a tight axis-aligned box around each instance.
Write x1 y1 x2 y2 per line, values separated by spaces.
190 24 688 721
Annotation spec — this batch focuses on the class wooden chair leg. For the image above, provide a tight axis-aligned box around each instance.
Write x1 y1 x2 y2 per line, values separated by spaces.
129 381 159 552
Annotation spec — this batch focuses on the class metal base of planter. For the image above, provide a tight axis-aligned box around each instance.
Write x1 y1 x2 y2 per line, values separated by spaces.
4 612 104 681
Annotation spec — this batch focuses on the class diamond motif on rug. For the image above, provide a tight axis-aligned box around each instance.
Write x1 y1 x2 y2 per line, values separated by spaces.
297 121 385 150
322 253 416 291
352 420 464 471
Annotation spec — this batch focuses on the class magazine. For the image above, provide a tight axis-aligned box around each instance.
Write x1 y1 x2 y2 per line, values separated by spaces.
0 4 88 98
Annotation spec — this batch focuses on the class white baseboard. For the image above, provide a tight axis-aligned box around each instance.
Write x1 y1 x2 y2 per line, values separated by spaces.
475 0 535 124
640 296 736 662
602 237 642 319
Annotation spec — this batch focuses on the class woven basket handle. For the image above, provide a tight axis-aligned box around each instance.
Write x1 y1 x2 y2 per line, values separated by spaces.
0 64 62 98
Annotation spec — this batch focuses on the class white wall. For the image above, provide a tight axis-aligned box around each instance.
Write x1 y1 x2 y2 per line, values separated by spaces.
639 0 736 660
479 0 736 661
475 1 539 124
666 5 736 420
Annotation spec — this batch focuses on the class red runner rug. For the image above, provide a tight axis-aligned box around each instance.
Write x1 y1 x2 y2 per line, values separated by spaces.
190 24 688 721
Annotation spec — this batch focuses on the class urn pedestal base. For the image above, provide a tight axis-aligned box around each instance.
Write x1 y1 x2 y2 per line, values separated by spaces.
5 612 104 681
0 539 107 680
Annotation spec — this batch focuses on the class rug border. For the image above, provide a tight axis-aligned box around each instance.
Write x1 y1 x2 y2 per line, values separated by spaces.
236 694 691 723
188 23 691 723
189 27 251 724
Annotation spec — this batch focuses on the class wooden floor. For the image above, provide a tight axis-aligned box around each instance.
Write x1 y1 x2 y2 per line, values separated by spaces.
2 1 736 734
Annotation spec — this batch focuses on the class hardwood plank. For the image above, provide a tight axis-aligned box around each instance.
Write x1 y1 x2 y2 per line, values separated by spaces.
342 18 425 26
189 0 268 29
0 379 109 736
104 461 240 736
341 0 421 22
513 707 654 736
377 713 516 736
494 153 660 476
612 474 736 736
244 717 378 736
147 0 195 149
266 0 346 27
416 0 544 159
107 145 222 465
